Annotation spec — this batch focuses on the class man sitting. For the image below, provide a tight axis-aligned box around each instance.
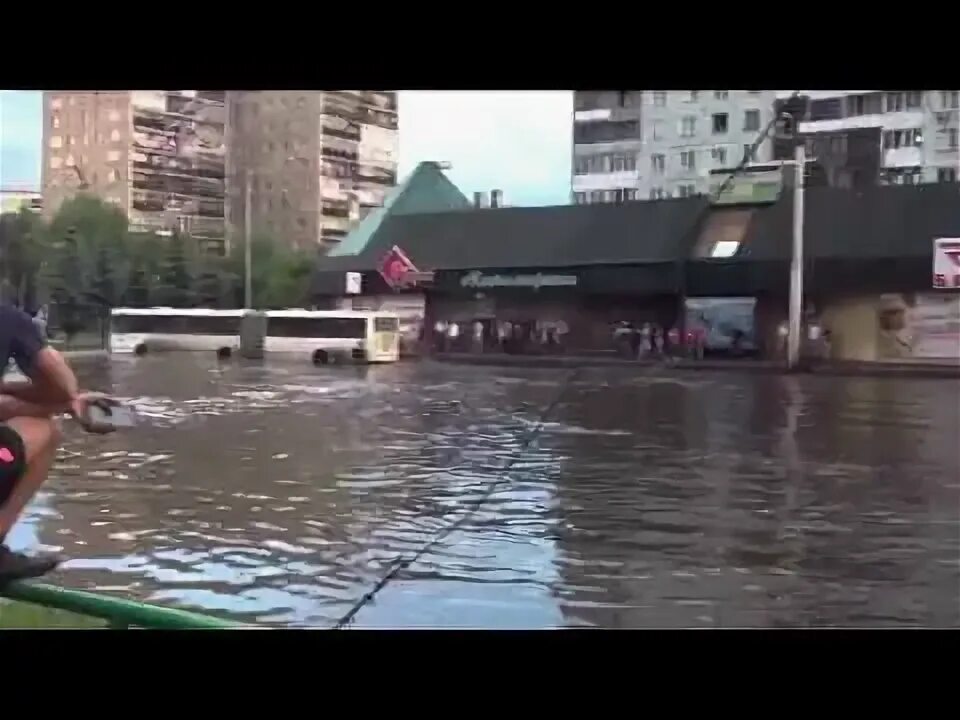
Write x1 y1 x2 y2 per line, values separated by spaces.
0 303 113 583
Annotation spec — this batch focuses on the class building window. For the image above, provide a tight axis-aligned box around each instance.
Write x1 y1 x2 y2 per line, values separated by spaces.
942 90 959 109
604 190 617 203
624 188 637 201
743 144 753 161
49 156 63 170
108 109 121 122
574 191 586 204
712 112 728 134
651 154 665 173
651 119 665 140
714 91 729 101
574 156 589 175
110 129 121 142
743 109 760 132
938 168 958 183
677 184 697 198
611 153 636 172
107 150 121 161
831 134 848 154
883 128 924 149
49 135 63 149
649 187 667 200
680 150 696 170
905 91 922 109
108 169 119 183
864 92 884 114
688 91 699 103
886 92 905 112
51 115 60 129
65 153 75 167
846 95 867 116
66 135 75 146
711 146 727 166
590 190 604 203
653 91 667 107
51 97 63 110
950 128 959 149
680 116 696 137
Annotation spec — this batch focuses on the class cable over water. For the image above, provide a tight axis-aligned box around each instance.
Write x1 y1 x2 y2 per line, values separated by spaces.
332 368 582 629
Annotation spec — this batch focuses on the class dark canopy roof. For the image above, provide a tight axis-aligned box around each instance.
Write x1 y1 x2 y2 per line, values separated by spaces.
312 182 960 292
315 195 710 273
739 182 960 261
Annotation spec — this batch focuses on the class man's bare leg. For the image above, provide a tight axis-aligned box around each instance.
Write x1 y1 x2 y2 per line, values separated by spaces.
0 416 62 581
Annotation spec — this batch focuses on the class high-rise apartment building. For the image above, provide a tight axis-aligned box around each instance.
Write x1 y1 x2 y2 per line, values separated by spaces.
572 90 777 204
41 91 226 250
773 90 959 186
225 91 398 252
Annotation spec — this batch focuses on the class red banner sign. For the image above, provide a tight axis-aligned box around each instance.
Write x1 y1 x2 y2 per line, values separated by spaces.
378 246 419 289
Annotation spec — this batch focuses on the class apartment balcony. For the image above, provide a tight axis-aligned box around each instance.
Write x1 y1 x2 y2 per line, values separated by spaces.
800 110 924 135
883 146 923 168
572 170 641 192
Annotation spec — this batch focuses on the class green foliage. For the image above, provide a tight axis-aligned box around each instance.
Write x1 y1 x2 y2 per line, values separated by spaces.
0 208 46 309
7 196 316 313
225 235 315 309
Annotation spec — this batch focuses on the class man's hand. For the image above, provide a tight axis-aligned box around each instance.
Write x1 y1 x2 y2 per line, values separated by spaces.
69 392 119 435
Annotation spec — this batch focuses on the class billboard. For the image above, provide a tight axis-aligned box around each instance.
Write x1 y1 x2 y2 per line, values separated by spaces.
933 238 960 289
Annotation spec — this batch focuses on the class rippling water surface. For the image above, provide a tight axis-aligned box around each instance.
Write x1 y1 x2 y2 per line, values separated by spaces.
10 355 960 628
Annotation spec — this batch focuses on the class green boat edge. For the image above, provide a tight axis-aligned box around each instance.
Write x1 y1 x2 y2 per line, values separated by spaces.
1 581 247 629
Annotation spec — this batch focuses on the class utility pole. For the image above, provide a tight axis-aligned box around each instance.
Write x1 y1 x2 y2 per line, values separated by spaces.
787 141 806 370
244 168 253 309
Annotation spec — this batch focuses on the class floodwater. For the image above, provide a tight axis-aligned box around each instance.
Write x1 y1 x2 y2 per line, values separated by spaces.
10 355 960 628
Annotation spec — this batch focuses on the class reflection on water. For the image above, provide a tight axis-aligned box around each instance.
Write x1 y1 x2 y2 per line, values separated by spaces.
9 355 960 628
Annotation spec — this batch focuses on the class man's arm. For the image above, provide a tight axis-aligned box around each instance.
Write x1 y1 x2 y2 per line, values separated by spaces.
0 306 78 407
0 394 69 421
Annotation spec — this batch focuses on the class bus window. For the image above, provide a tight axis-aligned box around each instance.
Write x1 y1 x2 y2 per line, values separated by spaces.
268 316 367 338
374 317 400 333
112 314 241 335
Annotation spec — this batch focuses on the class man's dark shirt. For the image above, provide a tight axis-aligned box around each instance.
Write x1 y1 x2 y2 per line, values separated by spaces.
0 304 48 378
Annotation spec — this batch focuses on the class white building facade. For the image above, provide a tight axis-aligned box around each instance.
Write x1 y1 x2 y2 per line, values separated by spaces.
778 90 959 185
572 90 777 204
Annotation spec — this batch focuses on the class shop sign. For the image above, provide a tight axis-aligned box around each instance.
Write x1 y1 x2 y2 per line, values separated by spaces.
460 271 578 290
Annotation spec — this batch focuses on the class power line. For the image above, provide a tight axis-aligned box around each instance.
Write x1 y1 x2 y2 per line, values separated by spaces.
332 367 582 629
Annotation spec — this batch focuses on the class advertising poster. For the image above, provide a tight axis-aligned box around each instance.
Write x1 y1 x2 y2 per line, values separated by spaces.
684 297 757 353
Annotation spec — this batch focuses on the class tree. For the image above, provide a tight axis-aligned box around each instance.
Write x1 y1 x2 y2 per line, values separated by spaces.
153 231 195 307
223 236 314 309
0 209 45 309
123 232 165 307
43 194 132 309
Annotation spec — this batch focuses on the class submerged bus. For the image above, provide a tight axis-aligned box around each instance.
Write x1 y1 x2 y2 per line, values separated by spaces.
265 310 400 364
109 308 245 355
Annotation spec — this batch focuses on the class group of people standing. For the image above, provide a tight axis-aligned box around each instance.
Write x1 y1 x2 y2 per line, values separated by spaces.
431 319 571 354
613 322 707 360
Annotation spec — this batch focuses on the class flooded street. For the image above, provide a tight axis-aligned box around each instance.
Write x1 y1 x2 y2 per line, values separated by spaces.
10 355 960 628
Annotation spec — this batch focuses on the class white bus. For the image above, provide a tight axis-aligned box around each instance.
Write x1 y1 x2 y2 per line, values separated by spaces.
265 310 401 364
110 308 245 356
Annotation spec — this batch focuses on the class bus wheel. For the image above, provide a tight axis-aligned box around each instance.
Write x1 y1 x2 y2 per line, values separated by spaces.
312 349 329 365
217 347 232 360
133 343 148 356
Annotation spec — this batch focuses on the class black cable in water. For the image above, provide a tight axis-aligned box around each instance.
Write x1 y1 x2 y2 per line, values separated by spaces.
332 367 582 629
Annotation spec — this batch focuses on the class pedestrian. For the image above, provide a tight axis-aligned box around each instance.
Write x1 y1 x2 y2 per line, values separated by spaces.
472 319 484 353
446 322 460 352
667 326 680 357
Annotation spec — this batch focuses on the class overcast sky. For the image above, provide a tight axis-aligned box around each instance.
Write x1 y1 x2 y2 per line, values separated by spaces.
0 90 573 206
